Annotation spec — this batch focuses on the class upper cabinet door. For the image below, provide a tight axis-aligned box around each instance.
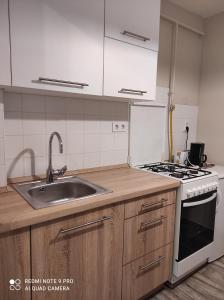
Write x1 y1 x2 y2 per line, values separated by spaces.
105 0 161 51
104 38 158 101
10 0 104 95
0 0 11 86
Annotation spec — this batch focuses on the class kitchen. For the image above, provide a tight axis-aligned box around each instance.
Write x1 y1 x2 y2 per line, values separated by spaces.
0 0 224 299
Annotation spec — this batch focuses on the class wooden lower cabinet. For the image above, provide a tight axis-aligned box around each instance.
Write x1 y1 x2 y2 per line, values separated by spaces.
123 204 176 264
122 244 173 300
0 228 31 300
125 190 176 219
31 204 124 300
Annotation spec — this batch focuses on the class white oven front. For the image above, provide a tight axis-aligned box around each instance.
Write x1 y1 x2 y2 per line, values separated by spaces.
170 182 218 284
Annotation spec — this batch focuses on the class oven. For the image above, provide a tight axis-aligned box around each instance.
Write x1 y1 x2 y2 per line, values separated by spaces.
177 190 217 262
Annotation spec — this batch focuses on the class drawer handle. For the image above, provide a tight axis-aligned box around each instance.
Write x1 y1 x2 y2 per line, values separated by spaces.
140 215 166 231
139 256 165 273
140 198 168 213
60 216 112 234
118 88 147 96
121 30 150 42
38 77 89 88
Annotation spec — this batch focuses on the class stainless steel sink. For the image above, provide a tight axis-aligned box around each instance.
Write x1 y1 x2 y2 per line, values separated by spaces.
14 176 111 209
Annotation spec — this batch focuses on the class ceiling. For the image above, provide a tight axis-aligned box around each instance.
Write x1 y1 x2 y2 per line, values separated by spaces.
168 0 224 18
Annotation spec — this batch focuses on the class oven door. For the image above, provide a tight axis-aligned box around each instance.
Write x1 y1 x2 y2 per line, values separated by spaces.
178 190 217 261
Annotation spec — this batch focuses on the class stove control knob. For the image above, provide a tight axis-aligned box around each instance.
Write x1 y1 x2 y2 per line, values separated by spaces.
208 184 214 191
192 188 197 196
196 187 202 195
198 187 203 195
211 183 217 191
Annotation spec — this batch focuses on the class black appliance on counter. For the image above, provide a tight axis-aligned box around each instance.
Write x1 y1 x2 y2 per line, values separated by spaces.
189 143 207 167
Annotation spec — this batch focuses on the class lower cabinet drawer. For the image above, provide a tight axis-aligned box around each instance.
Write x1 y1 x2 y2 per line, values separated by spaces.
123 204 175 264
125 190 176 219
122 244 173 300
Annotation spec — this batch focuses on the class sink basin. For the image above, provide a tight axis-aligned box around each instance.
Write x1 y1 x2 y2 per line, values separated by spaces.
14 176 111 209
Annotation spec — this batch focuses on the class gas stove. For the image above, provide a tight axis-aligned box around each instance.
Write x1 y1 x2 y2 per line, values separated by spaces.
137 162 212 182
136 161 218 285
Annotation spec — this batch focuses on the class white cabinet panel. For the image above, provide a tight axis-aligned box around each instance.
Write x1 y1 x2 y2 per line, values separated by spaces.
0 0 11 86
105 0 160 51
104 38 158 101
10 0 104 95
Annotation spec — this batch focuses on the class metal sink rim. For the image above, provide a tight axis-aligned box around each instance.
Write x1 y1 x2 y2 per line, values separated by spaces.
13 176 112 210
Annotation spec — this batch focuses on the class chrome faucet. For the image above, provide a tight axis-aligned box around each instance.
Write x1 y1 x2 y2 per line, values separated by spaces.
46 132 67 183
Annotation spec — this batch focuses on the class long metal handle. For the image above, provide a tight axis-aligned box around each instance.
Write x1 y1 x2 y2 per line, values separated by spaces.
38 77 89 87
118 88 147 96
121 30 150 42
183 193 217 208
139 256 165 272
140 216 166 231
140 198 168 213
60 216 112 234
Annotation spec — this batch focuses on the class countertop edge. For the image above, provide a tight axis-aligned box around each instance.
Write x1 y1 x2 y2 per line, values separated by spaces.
0 180 179 234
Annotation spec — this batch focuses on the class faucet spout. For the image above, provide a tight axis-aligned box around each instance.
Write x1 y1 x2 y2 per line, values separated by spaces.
46 132 67 183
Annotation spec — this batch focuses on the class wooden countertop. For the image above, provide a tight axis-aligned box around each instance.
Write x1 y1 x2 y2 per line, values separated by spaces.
0 167 180 234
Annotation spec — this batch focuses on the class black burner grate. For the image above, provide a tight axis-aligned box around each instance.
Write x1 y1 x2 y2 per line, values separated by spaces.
139 162 211 180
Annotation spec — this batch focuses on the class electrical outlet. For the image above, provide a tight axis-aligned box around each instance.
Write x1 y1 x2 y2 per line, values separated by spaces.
112 122 127 132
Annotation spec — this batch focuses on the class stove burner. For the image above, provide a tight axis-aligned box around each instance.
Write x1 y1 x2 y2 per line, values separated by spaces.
170 173 184 179
138 162 212 180
168 165 176 172
189 169 198 175
152 167 159 172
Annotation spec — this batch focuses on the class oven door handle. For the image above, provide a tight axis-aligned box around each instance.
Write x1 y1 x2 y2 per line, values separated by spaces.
183 193 217 207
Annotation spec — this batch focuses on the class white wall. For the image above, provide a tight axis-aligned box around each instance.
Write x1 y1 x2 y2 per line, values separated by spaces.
157 0 204 106
161 0 204 32
197 12 224 164
156 87 198 160
1 92 128 182
0 91 6 187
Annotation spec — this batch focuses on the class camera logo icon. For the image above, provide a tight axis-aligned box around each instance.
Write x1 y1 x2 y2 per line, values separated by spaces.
9 279 21 291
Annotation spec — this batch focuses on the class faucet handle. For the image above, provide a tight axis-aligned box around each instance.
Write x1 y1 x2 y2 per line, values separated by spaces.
53 165 67 177
58 165 67 176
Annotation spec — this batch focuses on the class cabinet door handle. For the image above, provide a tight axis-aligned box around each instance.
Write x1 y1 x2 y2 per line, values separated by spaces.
38 77 89 87
118 88 147 96
139 256 165 273
60 216 112 234
140 198 168 213
140 215 166 231
121 30 150 42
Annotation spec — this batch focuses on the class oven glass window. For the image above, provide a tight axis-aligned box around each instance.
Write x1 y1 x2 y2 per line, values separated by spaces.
178 191 217 261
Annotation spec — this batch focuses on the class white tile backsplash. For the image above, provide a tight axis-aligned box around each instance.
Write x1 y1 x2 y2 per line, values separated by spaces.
0 165 6 187
84 133 101 153
23 112 45 135
22 94 45 113
84 152 101 169
4 111 23 136
5 135 23 159
156 87 199 161
172 104 199 154
66 132 84 154
0 88 199 185
4 93 22 112
1 92 129 181
0 138 5 165
66 153 83 170
0 110 5 138
23 135 46 158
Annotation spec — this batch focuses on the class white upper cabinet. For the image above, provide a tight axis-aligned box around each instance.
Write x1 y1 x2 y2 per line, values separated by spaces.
10 0 104 95
104 38 158 101
105 0 161 51
0 0 11 86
